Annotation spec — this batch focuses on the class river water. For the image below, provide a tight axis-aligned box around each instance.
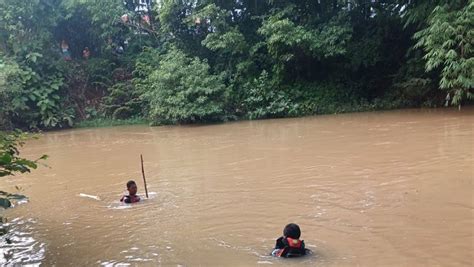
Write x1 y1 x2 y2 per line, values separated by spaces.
0 108 473 266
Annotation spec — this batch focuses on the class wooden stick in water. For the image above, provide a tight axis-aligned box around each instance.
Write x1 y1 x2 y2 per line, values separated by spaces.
140 154 149 198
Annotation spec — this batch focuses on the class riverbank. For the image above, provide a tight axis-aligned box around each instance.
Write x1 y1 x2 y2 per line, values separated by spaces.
74 99 473 129
73 99 428 129
75 118 149 128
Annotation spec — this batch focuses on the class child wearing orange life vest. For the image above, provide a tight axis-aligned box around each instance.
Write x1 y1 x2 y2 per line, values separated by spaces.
120 180 141 204
272 223 308 258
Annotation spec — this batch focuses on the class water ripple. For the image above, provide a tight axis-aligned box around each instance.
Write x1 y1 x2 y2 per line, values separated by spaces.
0 218 45 266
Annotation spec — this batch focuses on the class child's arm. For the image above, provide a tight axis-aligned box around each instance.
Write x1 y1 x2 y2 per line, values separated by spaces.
121 196 131 203
275 236 285 249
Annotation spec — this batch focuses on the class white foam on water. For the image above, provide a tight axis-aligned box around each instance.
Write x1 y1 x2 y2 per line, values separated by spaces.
78 193 101 201
107 203 133 210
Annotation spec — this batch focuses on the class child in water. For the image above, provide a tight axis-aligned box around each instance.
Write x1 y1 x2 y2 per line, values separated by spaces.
272 223 308 258
120 180 141 204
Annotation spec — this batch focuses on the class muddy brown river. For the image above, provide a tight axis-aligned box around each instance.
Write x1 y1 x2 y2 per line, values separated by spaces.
0 108 473 266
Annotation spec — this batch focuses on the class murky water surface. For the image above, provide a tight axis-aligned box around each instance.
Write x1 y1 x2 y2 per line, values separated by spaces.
0 109 473 266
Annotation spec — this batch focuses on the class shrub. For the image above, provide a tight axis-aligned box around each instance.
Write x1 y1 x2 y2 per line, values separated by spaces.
243 70 297 119
144 48 228 124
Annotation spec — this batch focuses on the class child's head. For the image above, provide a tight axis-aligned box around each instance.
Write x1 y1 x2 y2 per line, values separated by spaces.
283 223 301 239
126 180 138 195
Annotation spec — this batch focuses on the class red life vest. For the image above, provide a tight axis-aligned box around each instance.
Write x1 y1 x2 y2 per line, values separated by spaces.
275 237 305 257
286 237 302 248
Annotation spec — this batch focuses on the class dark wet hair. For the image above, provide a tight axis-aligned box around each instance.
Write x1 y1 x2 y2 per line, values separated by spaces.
126 180 136 189
283 223 301 239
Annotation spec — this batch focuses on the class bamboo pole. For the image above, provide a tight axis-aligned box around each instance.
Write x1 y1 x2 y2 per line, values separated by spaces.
140 154 149 198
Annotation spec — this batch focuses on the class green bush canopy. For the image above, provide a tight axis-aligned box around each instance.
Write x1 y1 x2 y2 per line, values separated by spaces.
0 0 472 130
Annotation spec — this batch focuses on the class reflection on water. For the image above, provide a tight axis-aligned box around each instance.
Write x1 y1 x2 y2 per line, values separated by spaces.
0 108 473 266
0 218 45 266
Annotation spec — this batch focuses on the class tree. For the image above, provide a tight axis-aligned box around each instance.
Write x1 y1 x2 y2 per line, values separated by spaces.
258 6 352 81
414 1 473 107
144 48 228 124
1 0 472 129
0 0 75 129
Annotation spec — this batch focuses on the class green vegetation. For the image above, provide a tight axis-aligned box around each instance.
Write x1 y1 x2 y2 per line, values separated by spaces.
0 131 47 208
414 2 474 107
145 48 228 124
75 117 148 128
1 0 472 130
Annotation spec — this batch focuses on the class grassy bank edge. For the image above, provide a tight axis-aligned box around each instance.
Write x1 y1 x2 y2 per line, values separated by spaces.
75 118 150 128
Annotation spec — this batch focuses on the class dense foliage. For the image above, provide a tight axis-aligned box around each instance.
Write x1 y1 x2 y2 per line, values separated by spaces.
414 1 474 107
0 0 472 129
